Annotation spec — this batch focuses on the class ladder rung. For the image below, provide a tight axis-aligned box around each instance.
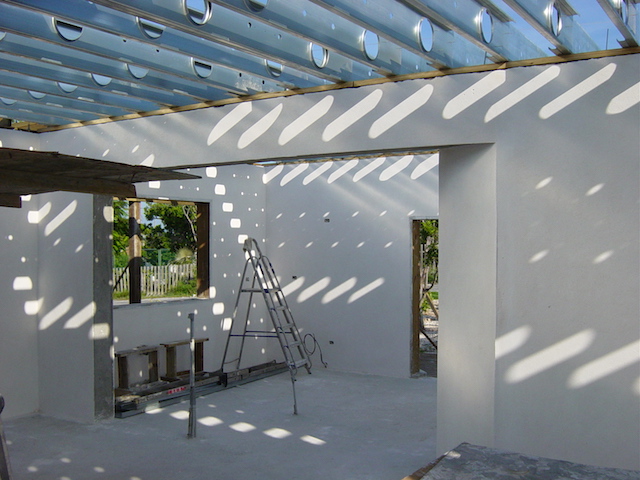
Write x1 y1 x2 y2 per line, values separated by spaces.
291 359 309 369
288 341 302 348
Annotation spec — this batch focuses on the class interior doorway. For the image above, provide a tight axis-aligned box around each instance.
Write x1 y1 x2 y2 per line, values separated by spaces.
411 218 439 377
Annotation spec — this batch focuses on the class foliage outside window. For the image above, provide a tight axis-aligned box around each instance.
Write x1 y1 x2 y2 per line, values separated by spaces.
112 198 209 302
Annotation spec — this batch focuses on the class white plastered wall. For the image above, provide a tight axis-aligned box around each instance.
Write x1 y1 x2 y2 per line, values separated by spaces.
263 155 438 377
1 53 637 469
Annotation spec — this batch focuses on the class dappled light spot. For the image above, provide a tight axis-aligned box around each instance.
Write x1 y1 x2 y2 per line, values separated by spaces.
222 202 234 212
322 277 357 304
279 96 333 145
39 297 73 330
90 323 110 340
535 176 552 189
213 302 224 315
170 410 190 420
633 377 640 396
60 457 71 463
13 276 33 291
353 157 385 182
238 234 249 244
586 183 604 196
263 165 284 184
540 63 617 119
528 249 549 263
230 422 256 433
303 162 333 185
282 276 305 297
102 205 113 223
24 298 43 315
298 277 331 303
301 435 326 445
379 155 413 181
495 325 532 360
222 317 232 331
214 184 226 195
347 278 385 304
94 466 105 473
64 302 97 329
148 181 161 189
27 466 38 472
328 160 359 184
132 145 140 153
281 163 309 186
384 242 393 248
369 84 433 138
230 218 241 228
28 201 52 224
568 340 640 388
208 102 252 145
198 416 224 426
45 200 77 237
485 66 560 122
263 427 292 439
411 154 439 179
443 70 506 120
206 166 217 178
238 103 283 149
593 250 614 264
322 89 382 142
505 330 596 384
606 81 640 115
140 154 154 166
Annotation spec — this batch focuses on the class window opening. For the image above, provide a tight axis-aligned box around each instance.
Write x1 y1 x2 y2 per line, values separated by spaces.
112 198 209 304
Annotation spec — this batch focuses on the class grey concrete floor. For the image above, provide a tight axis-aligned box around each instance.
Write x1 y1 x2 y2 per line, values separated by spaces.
3 369 437 480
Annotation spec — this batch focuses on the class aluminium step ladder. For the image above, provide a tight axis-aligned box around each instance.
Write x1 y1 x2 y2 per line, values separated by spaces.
221 237 311 414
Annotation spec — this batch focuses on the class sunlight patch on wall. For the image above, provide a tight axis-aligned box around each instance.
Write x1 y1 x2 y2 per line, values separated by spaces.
198 416 224 426
347 277 385 304
263 165 284 184
208 102 252 145
303 162 333 185
528 249 549 263
353 157 385 182
539 63 617 119
221 318 232 331
206 166 218 178
27 201 52 224
279 96 333 145
63 302 96 329
39 297 73 330
568 340 640 389
495 325 532 360
238 103 283 149
13 276 33 291
90 323 110 340
230 422 256 433
140 154 155 167
263 427 292 439
24 298 44 315
606 81 640 115
322 89 382 142
215 184 226 195
281 163 309 186
443 70 506 120
586 183 604 196
212 302 224 315
379 155 413 181
45 200 77 237
327 159 359 184
593 250 614 264
148 181 161 189
297 277 331 303
484 66 560 122
322 277 357 304
411 154 438 179
504 329 596 384
369 84 434 138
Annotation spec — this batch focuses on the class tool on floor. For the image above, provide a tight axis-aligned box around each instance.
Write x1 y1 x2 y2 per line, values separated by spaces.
187 312 197 439
221 237 311 414
0 395 13 480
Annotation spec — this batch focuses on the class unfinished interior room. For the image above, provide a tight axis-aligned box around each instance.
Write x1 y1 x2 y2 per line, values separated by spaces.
0 0 639 479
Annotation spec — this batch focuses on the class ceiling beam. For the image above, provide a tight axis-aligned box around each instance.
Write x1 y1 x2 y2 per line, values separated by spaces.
597 0 639 47
0 194 22 208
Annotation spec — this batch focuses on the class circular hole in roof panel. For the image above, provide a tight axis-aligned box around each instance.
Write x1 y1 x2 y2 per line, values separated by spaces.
185 0 212 25
138 18 165 39
362 30 379 61
246 0 268 11
28 91 46 100
419 18 433 52
193 59 213 78
311 43 328 68
480 8 493 43
54 19 83 41
547 2 562 36
92 74 112 86
128 64 149 79
57 82 78 93
266 59 283 77
0 97 17 106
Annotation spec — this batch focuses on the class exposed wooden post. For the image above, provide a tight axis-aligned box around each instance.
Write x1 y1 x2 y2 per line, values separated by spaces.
411 220 421 376
196 202 210 298
129 200 142 304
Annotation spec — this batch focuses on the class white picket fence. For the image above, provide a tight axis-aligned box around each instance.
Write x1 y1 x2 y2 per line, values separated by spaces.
113 263 196 297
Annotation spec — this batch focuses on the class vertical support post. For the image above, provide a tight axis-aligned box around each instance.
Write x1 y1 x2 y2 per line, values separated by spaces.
0 396 13 480
187 313 197 439
411 219 421 376
196 203 210 298
129 200 142 304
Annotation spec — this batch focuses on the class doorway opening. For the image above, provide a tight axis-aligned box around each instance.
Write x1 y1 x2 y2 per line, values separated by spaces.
411 218 439 377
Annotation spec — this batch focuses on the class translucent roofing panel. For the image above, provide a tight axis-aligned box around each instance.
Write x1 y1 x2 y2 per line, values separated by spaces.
0 0 636 130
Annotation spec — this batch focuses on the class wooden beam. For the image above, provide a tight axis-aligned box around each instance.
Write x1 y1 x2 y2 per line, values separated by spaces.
128 201 142 304
0 169 136 197
0 194 22 208
196 202 210 298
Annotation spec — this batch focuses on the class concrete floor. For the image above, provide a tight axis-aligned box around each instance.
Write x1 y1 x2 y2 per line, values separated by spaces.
3 369 437 480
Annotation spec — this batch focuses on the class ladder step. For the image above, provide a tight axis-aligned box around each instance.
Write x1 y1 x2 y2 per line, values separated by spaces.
291 359 309 369
288 341 302 348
